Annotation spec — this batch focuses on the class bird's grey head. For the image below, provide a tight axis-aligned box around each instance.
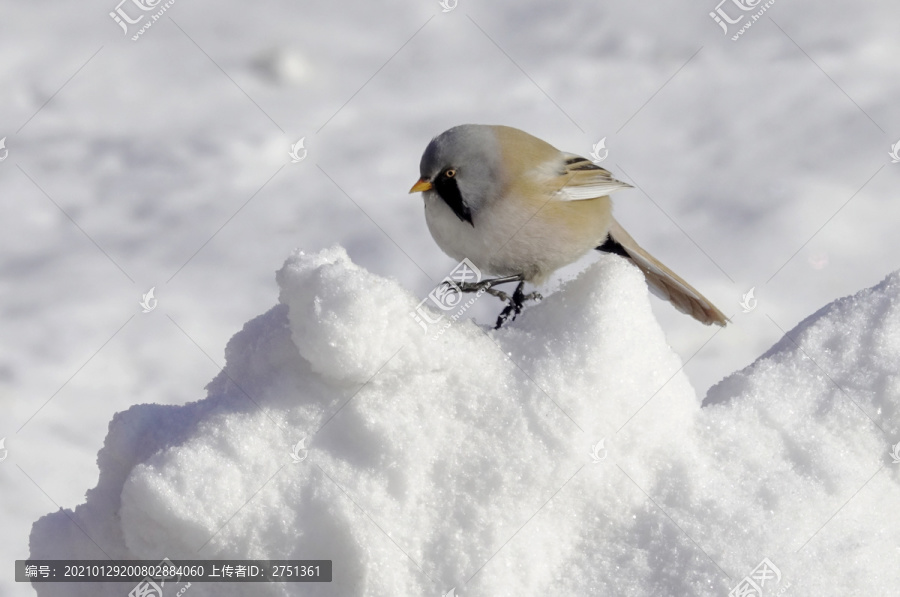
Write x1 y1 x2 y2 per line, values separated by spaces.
415 124 505 226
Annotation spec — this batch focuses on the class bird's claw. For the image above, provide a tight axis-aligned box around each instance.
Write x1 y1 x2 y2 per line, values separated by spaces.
493 283 541 329
445 275 538 329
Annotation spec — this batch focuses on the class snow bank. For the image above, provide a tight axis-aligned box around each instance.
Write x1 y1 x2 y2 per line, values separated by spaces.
29 248 900 596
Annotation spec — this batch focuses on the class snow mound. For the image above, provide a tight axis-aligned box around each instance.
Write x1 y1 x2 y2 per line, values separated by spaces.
29 248 900 596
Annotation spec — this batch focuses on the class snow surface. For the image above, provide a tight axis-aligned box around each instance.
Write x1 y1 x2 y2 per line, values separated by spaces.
28 248 900 596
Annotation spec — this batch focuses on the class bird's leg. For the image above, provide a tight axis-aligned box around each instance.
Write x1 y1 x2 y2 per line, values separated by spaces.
439 273 541 328
450 274 523 302
457 274 523 294
480 286 511 302
433 275 516 305
494 281 543 329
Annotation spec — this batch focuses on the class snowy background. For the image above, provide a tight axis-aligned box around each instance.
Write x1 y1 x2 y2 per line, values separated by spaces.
1 0 899 595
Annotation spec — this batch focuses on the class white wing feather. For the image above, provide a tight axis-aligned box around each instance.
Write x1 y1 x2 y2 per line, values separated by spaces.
551 153 632 201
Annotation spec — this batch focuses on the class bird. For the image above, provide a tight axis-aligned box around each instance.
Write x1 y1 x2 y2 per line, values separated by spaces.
409 124 728 329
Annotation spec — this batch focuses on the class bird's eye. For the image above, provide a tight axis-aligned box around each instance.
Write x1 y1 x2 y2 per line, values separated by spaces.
444 168 457 178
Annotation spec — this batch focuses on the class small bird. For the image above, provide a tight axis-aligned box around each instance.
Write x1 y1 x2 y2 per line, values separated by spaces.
409 124 728 328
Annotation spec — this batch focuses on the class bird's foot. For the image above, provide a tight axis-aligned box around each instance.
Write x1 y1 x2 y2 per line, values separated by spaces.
454 281 509 302
454 274 523 302
440 274 539 328
494 282 542 329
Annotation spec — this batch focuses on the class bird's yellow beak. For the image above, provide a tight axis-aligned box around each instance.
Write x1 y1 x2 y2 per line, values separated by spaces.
409 178 433 194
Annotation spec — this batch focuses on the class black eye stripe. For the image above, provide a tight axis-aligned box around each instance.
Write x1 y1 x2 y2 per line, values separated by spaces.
433 171 473 226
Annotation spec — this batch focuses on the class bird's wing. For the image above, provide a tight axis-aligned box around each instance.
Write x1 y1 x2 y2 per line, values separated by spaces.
601 218 729 327
547 154 633 201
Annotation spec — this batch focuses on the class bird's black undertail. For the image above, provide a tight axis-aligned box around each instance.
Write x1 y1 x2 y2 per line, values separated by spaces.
595 225 729 326
595 235 631 259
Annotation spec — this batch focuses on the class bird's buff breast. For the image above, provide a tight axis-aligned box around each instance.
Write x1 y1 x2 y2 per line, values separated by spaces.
423 193 488 266
422 191 612 284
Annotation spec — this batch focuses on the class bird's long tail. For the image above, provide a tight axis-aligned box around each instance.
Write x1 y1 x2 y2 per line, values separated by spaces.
596 219 729 326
